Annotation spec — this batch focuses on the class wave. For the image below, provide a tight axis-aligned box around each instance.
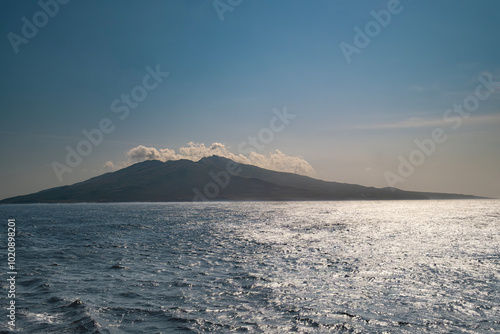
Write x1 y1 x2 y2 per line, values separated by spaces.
17 298 107 334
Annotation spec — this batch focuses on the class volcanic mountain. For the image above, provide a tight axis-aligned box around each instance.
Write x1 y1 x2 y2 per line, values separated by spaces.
0 156 485 203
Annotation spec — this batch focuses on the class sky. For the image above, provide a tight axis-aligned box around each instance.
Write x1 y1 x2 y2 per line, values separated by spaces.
1 0 499 200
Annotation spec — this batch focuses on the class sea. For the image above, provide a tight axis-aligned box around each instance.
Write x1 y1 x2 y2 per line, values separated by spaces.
0 200 499 333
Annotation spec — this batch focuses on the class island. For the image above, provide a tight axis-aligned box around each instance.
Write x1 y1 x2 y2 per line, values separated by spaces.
0 156 487 203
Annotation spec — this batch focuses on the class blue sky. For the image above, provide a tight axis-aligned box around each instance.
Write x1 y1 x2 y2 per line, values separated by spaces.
1 0 500 199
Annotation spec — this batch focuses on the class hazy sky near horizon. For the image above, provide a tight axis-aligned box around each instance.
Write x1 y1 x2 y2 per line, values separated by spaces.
1 0 500 199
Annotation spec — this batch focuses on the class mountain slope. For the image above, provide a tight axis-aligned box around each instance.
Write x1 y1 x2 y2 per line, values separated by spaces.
0 156 485 203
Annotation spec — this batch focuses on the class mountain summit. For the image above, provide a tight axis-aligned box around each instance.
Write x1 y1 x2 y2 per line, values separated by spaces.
0 156 485 203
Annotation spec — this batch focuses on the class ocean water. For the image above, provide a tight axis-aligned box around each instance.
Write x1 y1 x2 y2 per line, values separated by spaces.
0 200 499 333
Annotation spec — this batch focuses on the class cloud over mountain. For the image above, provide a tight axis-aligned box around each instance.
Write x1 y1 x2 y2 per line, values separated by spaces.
105 142 316 176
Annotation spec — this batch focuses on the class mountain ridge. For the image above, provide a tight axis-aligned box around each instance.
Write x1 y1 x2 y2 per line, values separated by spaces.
0 156 488 203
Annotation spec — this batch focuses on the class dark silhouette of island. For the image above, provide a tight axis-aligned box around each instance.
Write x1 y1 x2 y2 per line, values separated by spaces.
0 156 487 203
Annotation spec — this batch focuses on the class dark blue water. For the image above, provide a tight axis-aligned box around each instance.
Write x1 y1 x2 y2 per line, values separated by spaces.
1 200 499 333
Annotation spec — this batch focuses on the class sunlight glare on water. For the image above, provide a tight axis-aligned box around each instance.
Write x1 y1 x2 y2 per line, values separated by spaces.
0 200 499 333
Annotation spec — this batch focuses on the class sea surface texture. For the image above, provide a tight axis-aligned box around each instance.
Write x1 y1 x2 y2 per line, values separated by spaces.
1 200 499 333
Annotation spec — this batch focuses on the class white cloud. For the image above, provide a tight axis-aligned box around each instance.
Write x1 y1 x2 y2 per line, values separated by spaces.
107 142 316 176
102 160 128 171
103 161 115 169
351 114 500 130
